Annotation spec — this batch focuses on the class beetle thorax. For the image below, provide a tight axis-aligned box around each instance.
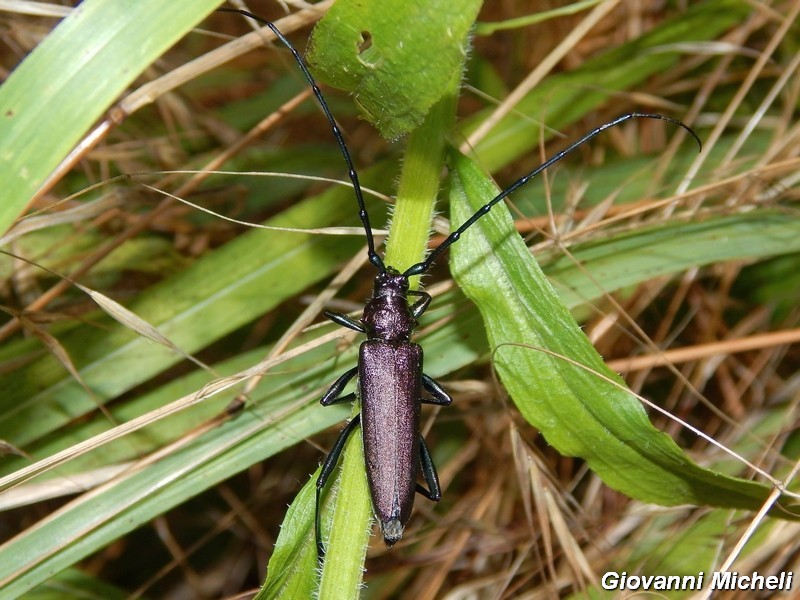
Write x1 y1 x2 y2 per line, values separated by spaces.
361 270 416 341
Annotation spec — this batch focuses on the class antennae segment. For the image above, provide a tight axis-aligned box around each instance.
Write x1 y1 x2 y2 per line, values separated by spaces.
218 8 386 272
403 113 701 277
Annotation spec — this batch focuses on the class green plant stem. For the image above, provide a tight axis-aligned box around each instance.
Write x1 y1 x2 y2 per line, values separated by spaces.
318 415 371 599
318 78 459 597
384 90 458 284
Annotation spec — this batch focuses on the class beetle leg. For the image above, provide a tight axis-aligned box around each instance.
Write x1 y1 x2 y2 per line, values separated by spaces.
421 373 452 406
324 310 365 333
324 392 356 406
407 290 432 318
415 435 442 502
316 413 361 561
320 366 358 406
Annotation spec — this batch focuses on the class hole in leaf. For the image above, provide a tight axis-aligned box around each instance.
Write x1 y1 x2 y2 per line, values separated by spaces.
358 31 373 53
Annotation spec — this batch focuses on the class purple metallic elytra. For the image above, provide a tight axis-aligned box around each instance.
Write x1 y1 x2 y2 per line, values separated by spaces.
219 6 702 566
360 340 421 545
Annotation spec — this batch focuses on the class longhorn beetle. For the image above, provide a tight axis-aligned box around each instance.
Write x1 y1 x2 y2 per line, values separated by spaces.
221 8 700 560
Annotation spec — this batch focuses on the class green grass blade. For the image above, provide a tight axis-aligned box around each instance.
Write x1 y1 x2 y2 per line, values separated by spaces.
546 210 800 310
463 0 752 173
0 0 222 235
27 567 130 600
0 360 348 596
0 166 392 455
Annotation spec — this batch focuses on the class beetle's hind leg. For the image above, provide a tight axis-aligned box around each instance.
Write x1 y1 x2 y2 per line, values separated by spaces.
415 435 442 502
315 414 361 561
421 373 452 406
416 376 449 500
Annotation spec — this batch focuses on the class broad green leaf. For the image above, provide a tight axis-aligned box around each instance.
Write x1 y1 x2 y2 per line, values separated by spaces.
307 0 481 139
254 467 320 599
448 148 786 512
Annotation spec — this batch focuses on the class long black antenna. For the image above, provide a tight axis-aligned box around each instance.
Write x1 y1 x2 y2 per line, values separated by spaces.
218 8 386 272
403 113 701 277
221 10 701 281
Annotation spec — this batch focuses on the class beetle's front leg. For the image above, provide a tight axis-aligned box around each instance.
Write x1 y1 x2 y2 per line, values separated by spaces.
408 290 432 318
324 310 365 333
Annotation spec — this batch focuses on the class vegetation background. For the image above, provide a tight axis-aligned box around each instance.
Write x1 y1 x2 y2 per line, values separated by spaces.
0 0 798 598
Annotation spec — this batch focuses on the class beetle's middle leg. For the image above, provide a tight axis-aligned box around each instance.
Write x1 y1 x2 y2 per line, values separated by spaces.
320 366 357 406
